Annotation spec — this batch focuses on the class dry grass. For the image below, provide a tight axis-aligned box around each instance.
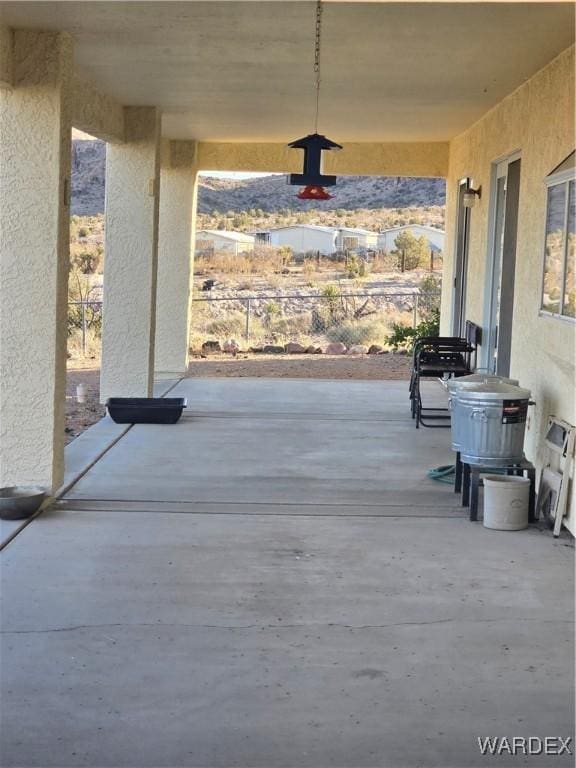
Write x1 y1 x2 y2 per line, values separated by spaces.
189 300 416 352
67 327 102 362
195 245 288 278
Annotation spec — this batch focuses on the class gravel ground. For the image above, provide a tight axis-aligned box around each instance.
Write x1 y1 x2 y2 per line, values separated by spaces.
65 353 411 443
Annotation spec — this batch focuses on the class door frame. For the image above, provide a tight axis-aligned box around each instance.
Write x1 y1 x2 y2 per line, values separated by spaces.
451 177 472 336
482 150 522 373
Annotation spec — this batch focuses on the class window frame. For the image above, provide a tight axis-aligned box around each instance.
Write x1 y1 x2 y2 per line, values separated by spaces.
539 167 575 322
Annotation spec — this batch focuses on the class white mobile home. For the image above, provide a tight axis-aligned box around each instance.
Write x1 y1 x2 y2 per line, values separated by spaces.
336 227 379 251
378 225 445 253
195 229 255 256
267 225 337 255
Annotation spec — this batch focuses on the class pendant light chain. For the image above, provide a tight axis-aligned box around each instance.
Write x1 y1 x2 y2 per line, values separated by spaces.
313 0 322 134
287 0 341 199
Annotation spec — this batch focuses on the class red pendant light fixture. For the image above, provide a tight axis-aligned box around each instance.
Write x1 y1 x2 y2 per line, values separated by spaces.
288 0 342 200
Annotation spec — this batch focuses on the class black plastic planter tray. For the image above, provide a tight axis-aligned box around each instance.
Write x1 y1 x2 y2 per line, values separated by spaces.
106 398 187 424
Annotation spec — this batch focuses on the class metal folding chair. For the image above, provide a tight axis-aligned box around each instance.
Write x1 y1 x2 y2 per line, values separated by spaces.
410 337 475 428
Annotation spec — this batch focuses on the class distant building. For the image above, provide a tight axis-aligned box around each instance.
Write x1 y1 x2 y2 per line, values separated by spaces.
335 227 379 252
254 224 380 255
265 224 338 255
378 225 445 253
196 229 255 256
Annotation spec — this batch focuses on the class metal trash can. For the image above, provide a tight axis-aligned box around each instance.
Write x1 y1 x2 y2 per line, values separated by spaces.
447 375 519 451
454 381 531 466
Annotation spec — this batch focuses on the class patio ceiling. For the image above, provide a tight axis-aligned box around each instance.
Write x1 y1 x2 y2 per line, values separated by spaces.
0 1 574 141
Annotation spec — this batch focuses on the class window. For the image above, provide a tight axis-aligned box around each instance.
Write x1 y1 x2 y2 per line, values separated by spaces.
343 236 359 250
541 152 575 319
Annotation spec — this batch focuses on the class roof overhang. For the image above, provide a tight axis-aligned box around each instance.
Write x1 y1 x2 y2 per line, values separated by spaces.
0 1 573 143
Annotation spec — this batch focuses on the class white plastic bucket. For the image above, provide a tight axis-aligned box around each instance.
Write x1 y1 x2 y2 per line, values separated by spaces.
483 475 530 530
76 383 87 403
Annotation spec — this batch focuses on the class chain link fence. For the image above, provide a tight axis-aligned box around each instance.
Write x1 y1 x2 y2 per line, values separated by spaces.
67 288 441 359
190 290 441 352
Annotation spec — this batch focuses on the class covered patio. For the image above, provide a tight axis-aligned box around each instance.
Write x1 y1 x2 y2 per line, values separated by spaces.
2 378 574 767
1 2 575 766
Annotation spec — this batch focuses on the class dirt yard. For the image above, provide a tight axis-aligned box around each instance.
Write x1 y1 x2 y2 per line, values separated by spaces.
187 352 411 380
65 352 411 443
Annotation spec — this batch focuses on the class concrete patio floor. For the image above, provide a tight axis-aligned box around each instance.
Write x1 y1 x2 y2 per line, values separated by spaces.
1 378 574 768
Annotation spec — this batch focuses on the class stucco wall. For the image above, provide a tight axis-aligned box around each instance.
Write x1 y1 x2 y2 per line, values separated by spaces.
155 139 198 377
441 46 575 532
0 25 13 87
71 75 124 143
197 141 448 178
0 31 73 491
100 106 161 401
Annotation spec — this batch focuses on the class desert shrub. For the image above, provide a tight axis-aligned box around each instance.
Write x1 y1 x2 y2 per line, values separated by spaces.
67 326 102 359
67 304 102 339
417 308 440 337
277 246 293 268
71 246 103 274
205 312 246 338
345 253 361 278
386 308 440 351
267 314 311 341
385 323 416 351
343 253 368 279
320 284 342 323
326 319 388 347
263 301 280 327
371 252 399 273
302 259 317 278
393 231 430 270
418 274 442 318
310 307 328 333
195 245 291 277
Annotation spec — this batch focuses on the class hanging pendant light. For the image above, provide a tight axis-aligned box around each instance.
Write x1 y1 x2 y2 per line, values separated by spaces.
288 0 342 199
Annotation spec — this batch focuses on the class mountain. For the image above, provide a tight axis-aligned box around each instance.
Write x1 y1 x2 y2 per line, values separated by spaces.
71 139 107 216
70 139 445 216
198 174 445 213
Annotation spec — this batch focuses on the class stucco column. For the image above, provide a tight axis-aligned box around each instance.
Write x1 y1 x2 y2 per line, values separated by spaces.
100 107 161 401
154 140 199 378
0 30 73 492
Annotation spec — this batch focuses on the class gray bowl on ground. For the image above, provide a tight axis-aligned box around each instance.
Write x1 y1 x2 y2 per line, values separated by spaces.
0 486 46 521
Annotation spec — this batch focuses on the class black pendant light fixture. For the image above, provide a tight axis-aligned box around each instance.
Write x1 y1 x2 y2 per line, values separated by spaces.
288 0 342 200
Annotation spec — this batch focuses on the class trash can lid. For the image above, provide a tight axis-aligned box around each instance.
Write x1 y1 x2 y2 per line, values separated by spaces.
447 374 519 394
457 381 531 401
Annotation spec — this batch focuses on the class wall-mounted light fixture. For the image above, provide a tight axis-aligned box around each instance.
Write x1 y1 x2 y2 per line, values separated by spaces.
463 182 482 208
